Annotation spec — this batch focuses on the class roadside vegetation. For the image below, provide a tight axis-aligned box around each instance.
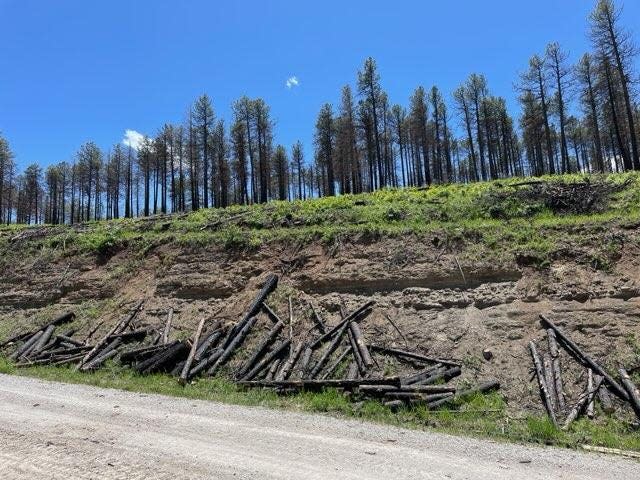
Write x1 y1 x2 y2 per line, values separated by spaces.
1 358 638 453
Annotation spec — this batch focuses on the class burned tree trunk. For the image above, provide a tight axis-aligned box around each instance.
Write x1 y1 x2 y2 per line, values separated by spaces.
179 318 206 385
529 341 558 427
236 320 284 379
619 368 640 420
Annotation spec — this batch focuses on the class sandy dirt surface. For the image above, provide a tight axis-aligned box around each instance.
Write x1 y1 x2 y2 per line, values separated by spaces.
0 374 638 479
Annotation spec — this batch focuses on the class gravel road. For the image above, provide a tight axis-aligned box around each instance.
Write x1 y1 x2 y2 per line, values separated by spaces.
0 374 638 479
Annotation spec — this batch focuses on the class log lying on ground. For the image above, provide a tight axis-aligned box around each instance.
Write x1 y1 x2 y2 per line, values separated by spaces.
345 361 359 380
563 376 603 430
426 379 500 409
194 328 224 363
238 377 402 390
320 346 352 380
107 329 150 343
120 344 167 364
208 316 259 376
401 364 445 386
188 348 224 378
347 327 365 374
358 384 456 395
139 341 189 374
299 345 313 376
543 354 558 413
10 331 43 360
384 392 454 408
265 358 282 381
310 301 375 349
368 345 461 368
406 365 461 386
261 303 283 325
56 335 84 347
587 369 595 419
236 321 284 379
619 368 640 420
547 328 565 412
31 325 56 356
529 341 558 427
308 301 327 334
309 322 350 379
540 315 628 401
349 322 373 369
77 300 144 370
241 340 291 381
0 331 35 350
276 341 306 381
81 343 121 371
597 379 615 414
162 308 173 344
179 318 206 385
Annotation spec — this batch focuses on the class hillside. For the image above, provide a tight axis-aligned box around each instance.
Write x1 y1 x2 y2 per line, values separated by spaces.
1 173 640 448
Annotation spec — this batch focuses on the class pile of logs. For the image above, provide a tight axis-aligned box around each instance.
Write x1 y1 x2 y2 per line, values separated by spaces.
529 314 640 429
2 273 499 412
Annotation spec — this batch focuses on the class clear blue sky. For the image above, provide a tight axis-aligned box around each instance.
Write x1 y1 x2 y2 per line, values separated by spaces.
1 0 638 170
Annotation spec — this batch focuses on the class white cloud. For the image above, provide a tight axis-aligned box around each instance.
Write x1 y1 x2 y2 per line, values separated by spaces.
286 76 299 89
122 129 145 150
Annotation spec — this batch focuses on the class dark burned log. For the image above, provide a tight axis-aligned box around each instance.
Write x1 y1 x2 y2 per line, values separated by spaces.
120 344 167 364
349 322 373 369
140 341 188 374
359 384 456 395
563 376 603 430
308 301 327 334
529 341 558 427
0 331 35 350
619 368 640 420
547 328 565 412
189 348 223 379
56 335 84 347
596 377 615 414
81 341 122 371
238 377 402 390
299 346 313 376
276 341 306 381
405 366 461 386
320 346 353 380
31 325 56 356
401 364 444 386
261 303 283 324
134 341 178 372
309 323 350 379
162 308 174 344
223 274 278 349
540 315 628 401
35 345 92 359
265 358 282 381
310 301 375 349
427 380 500 409
241 340 291 381
51 353 87 366
108 329 150 343
384 392 454 408
77 300 143 370
179 318 206 385
236 321 284 379
194 328 224 363
368 345 461 368
42 311 76 330
10 331 43 360
209 316 259 376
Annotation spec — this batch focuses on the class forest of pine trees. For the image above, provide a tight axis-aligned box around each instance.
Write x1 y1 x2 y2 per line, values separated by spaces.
0 0 638 225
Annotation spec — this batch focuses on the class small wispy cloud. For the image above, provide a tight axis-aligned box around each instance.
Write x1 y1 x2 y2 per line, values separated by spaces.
286 76 299 89
122 129 145 150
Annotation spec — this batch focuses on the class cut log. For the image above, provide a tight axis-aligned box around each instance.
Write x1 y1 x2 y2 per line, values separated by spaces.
347 327 366 374
107 329 150 343
188 348 224 379
265 358 282 381
320 346 353 380
543 354 558 413
529 341 558 427
540 315 628 401
139 341 188 374
194 329 224 363
349 322 373 369
384 391 454 403
308 301 327 334
276 341 306 381
120 344 167 364
426 380 500 409
587 369 595 419
238 377 402 390
547 328 565 412
299 345 313 376
309 323 350 379
10 331 43 360
0 331 35 350
619 368 640 420
563 376 603 430
596 379 615 414
77 300 143 370
31 325 56 356
406 365 461 386
162 308 174 344
241 340 291 381
208 316 259 376
309 301 375 349
51 352 88 366
345 361 359 380
179 318 206 385
81 345 121 371
368 345 461 367
236 320 284 379
401 364 445 386
56 335 84 347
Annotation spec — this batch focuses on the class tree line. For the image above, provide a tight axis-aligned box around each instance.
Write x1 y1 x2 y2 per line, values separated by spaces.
0 0 638 225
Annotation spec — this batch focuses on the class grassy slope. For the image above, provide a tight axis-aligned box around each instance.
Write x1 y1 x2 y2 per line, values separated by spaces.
1 172 640 452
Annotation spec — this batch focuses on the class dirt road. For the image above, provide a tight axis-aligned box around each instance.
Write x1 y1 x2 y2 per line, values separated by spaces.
0 374 637 479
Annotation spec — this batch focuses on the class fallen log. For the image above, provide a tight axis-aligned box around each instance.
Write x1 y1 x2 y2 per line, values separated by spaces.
596 378 615 414
140 341 189 374
309 301 375 349
308 301 327 334
236 320 284 379
241 340 291 381
368 345 461 368
540 315 628 401
133 341 178 372
309 323 350 379
349 322 373 369
208 316 259 376
238 377 402 390
56 335 84 347
401 364 445 386
587 369 595 419
299 345 313 375
529 341 558 427
427 380 501 409
9 331 43 360
347 327 366 374
189 348 224 379
543 353 558 413
408 366 461 386
358 384 456 395
107 329 150 343
179 318 206 385
619 368 640 420
194 328 224 363
120 344 167 364
261 303 283 325
0 331 35 350
563 376 603 430
81 344 121 371
320 346 353 380
276 341 306 381
162 308 174 344
345 361 359 380
31 325 56 356
265 358 282 381
547 328 565 412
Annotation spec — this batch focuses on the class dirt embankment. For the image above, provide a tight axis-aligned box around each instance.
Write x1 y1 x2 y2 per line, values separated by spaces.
1 226 640 415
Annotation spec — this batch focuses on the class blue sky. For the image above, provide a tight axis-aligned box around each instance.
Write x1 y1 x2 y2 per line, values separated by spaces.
1 0 639 170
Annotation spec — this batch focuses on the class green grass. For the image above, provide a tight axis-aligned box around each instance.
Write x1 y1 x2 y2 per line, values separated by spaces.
1 358 638 453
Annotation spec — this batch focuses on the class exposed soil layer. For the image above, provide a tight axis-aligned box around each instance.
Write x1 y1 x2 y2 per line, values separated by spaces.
2 228 640 417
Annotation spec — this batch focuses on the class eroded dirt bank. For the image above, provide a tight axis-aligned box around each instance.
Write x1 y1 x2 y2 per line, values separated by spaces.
1 230 640 414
